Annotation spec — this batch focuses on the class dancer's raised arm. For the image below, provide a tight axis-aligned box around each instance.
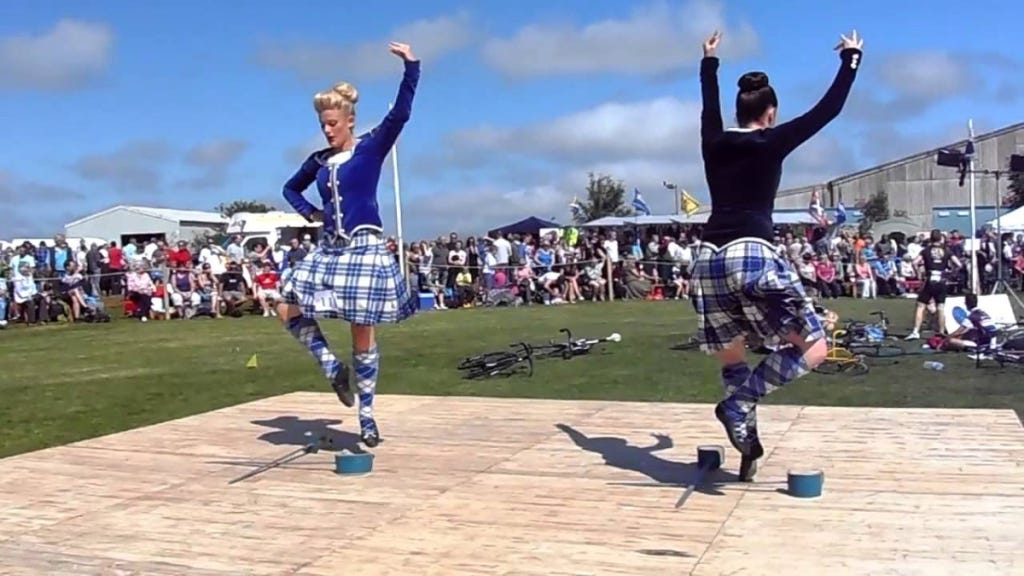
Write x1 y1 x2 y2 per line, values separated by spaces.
699 31 724 144
767 30 864 157
366 42 420 154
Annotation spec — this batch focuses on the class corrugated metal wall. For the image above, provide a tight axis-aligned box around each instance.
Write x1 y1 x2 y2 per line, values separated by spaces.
777 124 1024 230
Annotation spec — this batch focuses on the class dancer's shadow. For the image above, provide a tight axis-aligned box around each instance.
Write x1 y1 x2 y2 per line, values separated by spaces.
250 415 368 453
555 423 734 496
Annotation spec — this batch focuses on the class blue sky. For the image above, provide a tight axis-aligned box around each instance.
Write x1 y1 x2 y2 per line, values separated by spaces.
1 0 1019 241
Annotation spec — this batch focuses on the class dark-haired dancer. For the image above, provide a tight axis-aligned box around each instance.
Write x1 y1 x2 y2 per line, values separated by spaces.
690 30 863 480
278 42 420 448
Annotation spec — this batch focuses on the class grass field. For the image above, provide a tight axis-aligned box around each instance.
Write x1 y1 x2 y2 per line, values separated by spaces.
1 296 1022 459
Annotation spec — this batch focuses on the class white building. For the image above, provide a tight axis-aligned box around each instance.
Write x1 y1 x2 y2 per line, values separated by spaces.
64 205 228 247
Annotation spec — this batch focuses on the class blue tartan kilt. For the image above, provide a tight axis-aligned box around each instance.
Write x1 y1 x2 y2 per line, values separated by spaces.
689 237 824 353
281 232 416 325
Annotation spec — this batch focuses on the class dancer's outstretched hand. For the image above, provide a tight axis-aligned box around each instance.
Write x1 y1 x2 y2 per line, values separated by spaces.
834 30 863 51
389 42 417 62
703 30 721 57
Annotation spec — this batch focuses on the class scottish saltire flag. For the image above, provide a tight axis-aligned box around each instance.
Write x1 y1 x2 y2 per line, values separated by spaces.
835 201 848 225
569 195 584 220
632 188 650 216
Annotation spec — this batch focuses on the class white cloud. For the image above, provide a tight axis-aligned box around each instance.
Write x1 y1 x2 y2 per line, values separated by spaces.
71 140 172 193
876 51 975 101
179 139 249 190
449 97 703 162
256 12 475 82
480 0 758 77
0 19 113 90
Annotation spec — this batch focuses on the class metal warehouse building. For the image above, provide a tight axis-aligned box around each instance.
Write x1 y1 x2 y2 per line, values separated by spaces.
772 122 1024 232
64 205 228 247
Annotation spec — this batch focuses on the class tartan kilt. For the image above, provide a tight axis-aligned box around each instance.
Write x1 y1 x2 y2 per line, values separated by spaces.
281 232 416 325
689 237 824 353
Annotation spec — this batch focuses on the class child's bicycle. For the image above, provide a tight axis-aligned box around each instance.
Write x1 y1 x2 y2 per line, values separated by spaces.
456 342 535 380
531 328 622 360
815 326 870 376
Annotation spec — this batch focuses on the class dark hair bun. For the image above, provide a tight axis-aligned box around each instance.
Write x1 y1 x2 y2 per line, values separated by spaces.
738 72 769 93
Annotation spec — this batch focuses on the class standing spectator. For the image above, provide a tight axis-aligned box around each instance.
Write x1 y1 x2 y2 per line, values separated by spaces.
107 241 124 295
85 243 103 297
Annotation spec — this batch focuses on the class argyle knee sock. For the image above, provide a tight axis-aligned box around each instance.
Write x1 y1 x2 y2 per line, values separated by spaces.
285 315 340 380
720 362 751 396
726 346 811 414
353 345 380 432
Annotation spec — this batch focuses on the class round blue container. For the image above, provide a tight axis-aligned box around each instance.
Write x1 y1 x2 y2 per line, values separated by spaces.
335 452 374 475
787 469 824 498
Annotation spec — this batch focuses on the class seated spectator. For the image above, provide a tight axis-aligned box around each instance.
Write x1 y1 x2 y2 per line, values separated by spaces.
538 268 564 305
60 262 90 321
195 262 222 318
219 262 248 316
582 260 607 302
796 253 818 295
12 261 40 325
125 263 156 322
168 262 200 319
814 254 842 299
254 262 281 317
561 263 581 303
621 257 653 300
853 253 876 299
872 254 902 296
670 265 689 300
454 267 475 307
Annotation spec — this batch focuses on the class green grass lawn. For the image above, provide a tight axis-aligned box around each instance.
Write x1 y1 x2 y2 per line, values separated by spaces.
1 297 1021 458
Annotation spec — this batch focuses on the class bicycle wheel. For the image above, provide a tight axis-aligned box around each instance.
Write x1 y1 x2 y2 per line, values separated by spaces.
841 360 870 376
457 351 516 371
813 360 844 375
849 343 905 358
464 357 514 379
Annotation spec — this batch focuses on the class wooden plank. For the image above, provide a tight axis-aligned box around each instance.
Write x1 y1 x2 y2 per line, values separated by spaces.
0 394 1021 575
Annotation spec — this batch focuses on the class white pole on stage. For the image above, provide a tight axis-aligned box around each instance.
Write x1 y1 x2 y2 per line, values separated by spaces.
389 102 407 282
967 119 980 294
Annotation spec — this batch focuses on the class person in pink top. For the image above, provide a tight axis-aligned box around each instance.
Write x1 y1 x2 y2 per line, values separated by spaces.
814 253 842 298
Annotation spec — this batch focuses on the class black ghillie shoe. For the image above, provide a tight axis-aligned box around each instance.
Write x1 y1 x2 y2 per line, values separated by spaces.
360 419 380 448
331 366 355 407
715 401 764 460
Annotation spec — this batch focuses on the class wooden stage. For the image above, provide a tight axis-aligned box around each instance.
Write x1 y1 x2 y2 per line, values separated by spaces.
1 393 1022 575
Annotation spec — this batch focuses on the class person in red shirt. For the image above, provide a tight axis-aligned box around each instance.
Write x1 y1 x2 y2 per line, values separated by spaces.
254 262 281 317
167 241 192 269
107 241 124 295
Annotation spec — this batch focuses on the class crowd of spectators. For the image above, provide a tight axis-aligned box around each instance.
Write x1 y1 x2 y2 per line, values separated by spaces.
2 222 1023 329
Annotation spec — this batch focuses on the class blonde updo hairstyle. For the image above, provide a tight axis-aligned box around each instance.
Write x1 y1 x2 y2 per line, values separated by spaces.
314 81 359 116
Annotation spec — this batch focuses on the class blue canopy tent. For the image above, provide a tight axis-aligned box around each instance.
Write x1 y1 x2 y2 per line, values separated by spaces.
488 216 560 237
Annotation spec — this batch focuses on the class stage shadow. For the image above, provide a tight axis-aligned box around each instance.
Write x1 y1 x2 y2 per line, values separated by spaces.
250 415 368 454
554 424 735 496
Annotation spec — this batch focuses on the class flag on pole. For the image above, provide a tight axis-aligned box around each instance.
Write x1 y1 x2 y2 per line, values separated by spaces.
632 188 650 216
680 189 700 216
835 200 848 225
569 195 584 220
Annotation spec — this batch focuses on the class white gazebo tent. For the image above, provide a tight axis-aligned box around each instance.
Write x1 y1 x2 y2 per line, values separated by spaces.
987 205 1024 233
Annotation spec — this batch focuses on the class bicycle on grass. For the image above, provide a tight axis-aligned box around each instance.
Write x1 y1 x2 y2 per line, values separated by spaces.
836 311 906 358
457 342 535 380
531 328 622 360
815 327 870 376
